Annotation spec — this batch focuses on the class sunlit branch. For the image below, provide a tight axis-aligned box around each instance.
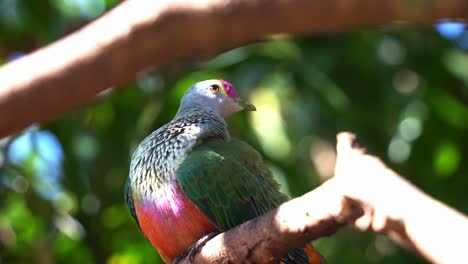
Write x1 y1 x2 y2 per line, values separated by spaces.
176 132 468 264
1 0 468 138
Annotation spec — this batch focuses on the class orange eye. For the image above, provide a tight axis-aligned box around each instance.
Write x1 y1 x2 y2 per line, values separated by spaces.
210 84 220 93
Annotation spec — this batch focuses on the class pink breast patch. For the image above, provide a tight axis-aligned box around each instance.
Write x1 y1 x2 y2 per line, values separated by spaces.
220 80 239 98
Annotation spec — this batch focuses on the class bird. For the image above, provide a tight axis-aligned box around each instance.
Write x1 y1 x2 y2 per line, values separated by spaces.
125 79 326 263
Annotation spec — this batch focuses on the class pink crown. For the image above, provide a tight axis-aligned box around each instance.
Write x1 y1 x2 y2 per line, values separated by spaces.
220 80 239 98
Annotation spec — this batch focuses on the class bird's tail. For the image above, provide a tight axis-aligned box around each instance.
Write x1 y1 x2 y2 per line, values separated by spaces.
304 244 327 264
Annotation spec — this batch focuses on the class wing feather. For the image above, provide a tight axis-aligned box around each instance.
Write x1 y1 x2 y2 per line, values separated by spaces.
177 138 311 264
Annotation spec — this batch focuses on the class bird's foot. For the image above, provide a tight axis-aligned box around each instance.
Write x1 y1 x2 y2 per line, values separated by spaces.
172 232 220 264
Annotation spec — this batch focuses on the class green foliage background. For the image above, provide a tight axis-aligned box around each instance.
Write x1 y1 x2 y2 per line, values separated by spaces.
1 1 467 264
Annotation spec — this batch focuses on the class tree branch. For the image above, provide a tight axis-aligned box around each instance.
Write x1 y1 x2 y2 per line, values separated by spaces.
1 0 468 138
176 132 468 263
178 183 363 263
333 133 468 264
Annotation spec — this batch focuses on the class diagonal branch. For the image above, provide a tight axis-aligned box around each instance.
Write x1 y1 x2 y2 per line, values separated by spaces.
1 0 468 138
176 132 468 263
177 183 363 263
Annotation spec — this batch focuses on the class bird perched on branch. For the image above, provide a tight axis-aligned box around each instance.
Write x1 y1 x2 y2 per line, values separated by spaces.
125 80 326 263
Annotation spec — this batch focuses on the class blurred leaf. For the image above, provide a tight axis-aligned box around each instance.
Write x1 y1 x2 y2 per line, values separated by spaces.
444 49 468 84
434 141 461 177
254 39 301 61
430 90 468 129
250 78 292 161
1 195 44 245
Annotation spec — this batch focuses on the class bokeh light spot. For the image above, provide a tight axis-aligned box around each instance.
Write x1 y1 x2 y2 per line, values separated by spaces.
52 0 105 19
310 139 336 180
81 193 101 215
54 192 78 214
101 206 127 229
73 134 99 160
54 214 85 241
444 49 468 84
11 176 29 193
378 37 406 65
388 137 411 163
435 20 466 39
393 69 420 94
434 141 460 177
399 117 422 142
7 131 33 164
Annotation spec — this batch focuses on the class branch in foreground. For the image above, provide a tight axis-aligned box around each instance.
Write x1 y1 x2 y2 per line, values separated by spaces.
177 132 468 263
178 184 363 263
334 133 468 264
1 0 468 138
176 132 371 263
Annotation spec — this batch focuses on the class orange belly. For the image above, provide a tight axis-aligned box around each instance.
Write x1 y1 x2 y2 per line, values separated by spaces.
135 185 217 263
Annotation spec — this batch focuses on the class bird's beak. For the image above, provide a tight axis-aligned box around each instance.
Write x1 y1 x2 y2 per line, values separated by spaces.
234 97 256 111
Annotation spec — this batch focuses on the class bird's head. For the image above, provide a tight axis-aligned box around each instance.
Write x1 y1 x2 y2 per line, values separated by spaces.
179 79 256 117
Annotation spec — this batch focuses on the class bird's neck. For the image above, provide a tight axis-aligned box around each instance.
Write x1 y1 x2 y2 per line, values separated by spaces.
173 105 230 145
174 104 230 138
176 102 216 118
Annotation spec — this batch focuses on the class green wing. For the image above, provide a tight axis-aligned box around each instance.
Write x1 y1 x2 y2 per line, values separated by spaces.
177 137 287 230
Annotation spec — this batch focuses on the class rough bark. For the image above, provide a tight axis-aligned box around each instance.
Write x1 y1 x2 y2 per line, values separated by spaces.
176 132 468 264
177 183 363 263
1 0 468 138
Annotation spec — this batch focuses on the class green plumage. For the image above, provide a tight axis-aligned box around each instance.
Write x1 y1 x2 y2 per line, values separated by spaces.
177 137 286 230
178 137 312 263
